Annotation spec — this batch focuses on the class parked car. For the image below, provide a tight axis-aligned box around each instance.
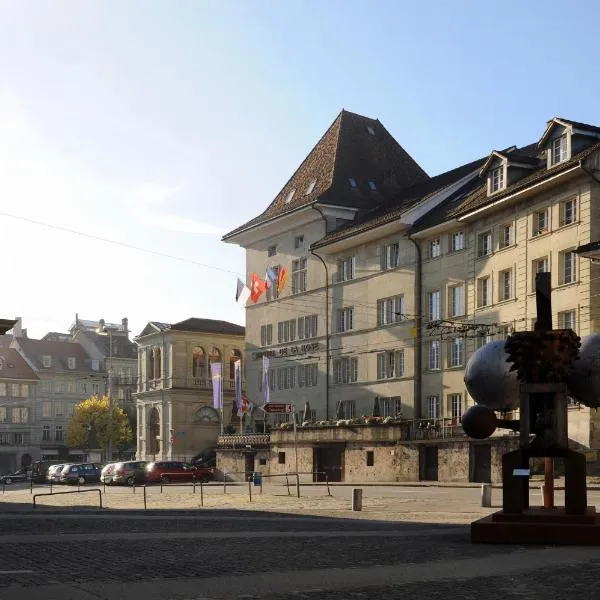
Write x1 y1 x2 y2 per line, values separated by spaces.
47 464 69 484
31 460 64 484
0 469 28 485
191 447 216 469
100 463 119 485
59 463 102 485
111 461 148 486
145 461 214 484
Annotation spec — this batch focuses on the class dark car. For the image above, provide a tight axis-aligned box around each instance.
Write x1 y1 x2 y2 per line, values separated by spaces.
0 469 28 485
145 461 214 484
59 463 102 485
31 460 64 484
191 447 216 469
111 461 148 486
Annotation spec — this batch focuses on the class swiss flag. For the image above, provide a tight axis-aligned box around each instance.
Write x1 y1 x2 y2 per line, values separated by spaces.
250 272 266 303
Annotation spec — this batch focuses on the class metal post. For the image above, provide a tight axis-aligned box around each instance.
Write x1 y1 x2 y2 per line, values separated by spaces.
293 408 300 498
223 475 227 495
285 473 290 496
260 473 263 495
30 477 33 494
326 473 331 497
193 476 196 494
143 485 147 510
200 481 204 507
248 478 252 502
296 473 300 498
107 330 114 463
220 360 224 436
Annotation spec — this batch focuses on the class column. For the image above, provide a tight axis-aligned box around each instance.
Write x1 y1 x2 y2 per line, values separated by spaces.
140 403 147 459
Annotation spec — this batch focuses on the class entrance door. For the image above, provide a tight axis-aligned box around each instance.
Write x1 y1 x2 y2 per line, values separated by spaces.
470 444 491 483
244 453 255 480
420 446 438 481
314 446 343 482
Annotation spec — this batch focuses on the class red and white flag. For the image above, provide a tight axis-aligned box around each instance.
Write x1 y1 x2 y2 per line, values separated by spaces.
250 272 266 303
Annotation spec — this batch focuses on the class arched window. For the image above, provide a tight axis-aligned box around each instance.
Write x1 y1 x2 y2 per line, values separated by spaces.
208 347 221 366
229 349 243 380
146 348 154 380
192 347 207 379
154 347 162 379
149 407 160 455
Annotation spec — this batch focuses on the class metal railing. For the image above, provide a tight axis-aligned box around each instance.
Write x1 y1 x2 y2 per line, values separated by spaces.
33 488 103 509
217 433 270 448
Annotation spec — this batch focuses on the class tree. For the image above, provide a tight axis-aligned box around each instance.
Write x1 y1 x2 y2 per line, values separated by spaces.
66 395 133 451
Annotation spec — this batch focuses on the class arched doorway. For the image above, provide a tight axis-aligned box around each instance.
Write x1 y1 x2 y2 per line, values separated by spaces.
148 407 160 457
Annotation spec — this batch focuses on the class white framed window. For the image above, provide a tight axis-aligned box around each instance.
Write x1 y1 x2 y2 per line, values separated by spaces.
42 425 50 441
475 333 494 349
67 357 76 370
428 290 441 321
332 357 358 384
92 383 100 395
428 341 440 370
477 230 492 257
381 242 400 270
54 401 64 416
55 382 65 394
477 276 491 308
260 324 273 347
429 238 441 258
91 360 100 371
298 363 318 388
277 319 296 344
336 399 356 418
491 166 504 192
55 425 63 442
558 310 577 330
266 265 280 301
500 223 514 248
551 134 568 165
559 198 576 226
292 258 307 294
450 231 465 252
449 393 463 419
428 395 440 419
267 245 277 257
376 350 404 379
336 256 356 282
67 382 76 394
294 235 304 249
533 210 548 236
79 382 88 394
532 256 549 290
448 284 465 317
276 367 296 390
448 337 464 368
336 307 354 333
42 355 51 368
379 396 401 418
497 325 510 340
560 250 576 284
377 295 404 326
42 402 52 417
297 315 318 339
498 269 513 301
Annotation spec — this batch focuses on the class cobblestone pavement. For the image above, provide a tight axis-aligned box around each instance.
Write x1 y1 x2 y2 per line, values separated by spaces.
1 494 600 599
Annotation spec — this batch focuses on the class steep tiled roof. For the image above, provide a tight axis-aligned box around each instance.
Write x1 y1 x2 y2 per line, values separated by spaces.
171 318 245 336
0 348 39 381
450 141 600 218
14 339 99 373
76 330 137 359
312 155 486 248
223 110 429 239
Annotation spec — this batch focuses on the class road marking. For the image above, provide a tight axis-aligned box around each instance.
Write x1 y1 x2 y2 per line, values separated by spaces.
0 570 34 574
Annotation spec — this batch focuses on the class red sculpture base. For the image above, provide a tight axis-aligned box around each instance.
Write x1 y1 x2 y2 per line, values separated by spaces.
471 507 600 545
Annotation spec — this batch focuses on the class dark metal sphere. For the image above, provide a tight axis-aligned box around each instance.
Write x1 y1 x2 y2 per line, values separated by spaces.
461 405 498 439
567 333 600 408
464 340 520 411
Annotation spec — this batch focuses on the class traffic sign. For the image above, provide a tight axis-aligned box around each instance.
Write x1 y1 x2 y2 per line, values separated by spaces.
262 403 294 414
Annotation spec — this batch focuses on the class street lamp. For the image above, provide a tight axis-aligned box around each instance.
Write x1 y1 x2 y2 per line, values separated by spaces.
96 323 114 462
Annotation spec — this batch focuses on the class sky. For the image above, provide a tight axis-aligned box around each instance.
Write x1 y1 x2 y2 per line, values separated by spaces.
1 0 599 340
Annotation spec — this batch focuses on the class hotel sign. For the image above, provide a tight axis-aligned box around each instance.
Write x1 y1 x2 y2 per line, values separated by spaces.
252 342 320 360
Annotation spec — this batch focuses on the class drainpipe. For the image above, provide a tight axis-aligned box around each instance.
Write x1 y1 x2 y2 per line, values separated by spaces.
408 235 423 419
311 205 331 420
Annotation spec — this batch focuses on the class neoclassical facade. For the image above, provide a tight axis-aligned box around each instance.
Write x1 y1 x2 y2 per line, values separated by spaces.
134 318 245 461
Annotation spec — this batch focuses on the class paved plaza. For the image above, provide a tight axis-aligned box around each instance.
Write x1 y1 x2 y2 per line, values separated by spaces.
0 483 599 599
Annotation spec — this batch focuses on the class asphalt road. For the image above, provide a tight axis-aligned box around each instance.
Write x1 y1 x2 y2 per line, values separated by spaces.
0 510 599 599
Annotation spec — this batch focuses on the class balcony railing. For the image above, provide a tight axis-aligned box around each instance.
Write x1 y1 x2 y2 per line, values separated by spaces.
139 377 243 393
217 434 271 449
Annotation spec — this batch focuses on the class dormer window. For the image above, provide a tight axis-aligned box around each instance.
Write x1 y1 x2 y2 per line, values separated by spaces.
348 178 358 189
551 134 568 165
67 357 76 370
91 359 100 371
491 166 504 192
305 179 316 195
42 355 51 368
285 189 295 204
366 125 375 136
367 180 377 191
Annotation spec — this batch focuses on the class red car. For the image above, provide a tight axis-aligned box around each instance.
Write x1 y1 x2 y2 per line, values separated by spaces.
145 461 214 484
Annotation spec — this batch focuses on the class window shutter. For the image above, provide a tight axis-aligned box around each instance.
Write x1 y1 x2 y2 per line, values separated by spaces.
380 246 386 271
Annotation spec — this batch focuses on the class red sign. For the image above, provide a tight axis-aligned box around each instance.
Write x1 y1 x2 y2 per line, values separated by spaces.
262 403 294 414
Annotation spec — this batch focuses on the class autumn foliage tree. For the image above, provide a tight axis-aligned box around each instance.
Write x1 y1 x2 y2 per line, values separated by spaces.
66 395 133 450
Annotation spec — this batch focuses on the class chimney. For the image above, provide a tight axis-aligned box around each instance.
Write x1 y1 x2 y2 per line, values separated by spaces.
12 317 23 338
99 319 105 329
122 317 129 333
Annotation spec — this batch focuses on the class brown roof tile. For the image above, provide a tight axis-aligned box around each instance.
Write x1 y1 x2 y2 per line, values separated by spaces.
15 339 99 373
223 110 429 239
0 348 39 381
170 318 245 336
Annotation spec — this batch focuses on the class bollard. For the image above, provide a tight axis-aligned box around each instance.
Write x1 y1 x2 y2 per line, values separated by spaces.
103 482 106 494
193 477 196 495
260 475 263 495
352 488 363 511
30 478 33 494
223 476 227 495
248 478 252 503
50 480 53 494
143 485 147 510
326 474 331 497
200 481 204 507
481 483 492 508
132 482 135 494
285 473 290 496
296 473 300 498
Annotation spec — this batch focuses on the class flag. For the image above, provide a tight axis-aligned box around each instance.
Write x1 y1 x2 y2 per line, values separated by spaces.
210 362 222 410
235 278 251 306
265 266 277 290
250 272 266 303
262 355 270 405
277 266 288 294
237 393 250 418
233 359 242 413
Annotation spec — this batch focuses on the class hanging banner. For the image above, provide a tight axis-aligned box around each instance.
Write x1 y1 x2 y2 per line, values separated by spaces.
211 362 222 410
262 355 270 405
234 359 242 413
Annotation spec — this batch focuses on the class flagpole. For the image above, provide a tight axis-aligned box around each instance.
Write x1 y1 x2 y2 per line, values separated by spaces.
220 360 224 435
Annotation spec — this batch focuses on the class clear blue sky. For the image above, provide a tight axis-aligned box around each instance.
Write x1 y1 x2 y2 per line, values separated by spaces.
1 0 598 338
